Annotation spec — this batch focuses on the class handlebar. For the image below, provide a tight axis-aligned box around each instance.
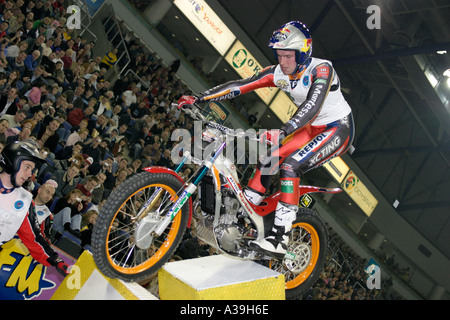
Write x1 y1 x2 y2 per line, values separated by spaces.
172 103 266 144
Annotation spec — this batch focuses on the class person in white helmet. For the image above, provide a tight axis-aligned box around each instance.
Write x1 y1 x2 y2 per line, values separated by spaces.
178 21 355 258
0 141 70 276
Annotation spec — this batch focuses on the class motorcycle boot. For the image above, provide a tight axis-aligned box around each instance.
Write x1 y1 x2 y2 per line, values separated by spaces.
243 187 265 206
250 201 298 259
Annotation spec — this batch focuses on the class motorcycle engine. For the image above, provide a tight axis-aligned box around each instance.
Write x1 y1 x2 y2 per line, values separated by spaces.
215 191 246 253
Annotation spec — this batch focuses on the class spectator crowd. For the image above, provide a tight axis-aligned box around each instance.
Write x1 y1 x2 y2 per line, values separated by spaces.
0 0 190 250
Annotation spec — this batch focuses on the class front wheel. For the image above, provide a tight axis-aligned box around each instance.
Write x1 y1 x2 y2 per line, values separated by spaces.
91 172 190 282
269 207 328 299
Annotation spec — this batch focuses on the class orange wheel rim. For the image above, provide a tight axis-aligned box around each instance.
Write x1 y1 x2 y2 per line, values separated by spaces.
269 222 320 290
106 184 182 274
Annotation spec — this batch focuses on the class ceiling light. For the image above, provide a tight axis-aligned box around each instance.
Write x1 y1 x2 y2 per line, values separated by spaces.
436 50 447 54
393 199 399 208
444 69 450 88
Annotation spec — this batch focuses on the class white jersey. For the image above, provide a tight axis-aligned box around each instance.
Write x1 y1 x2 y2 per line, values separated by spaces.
272 57 351 126
35 204 52 225
0 187 33 243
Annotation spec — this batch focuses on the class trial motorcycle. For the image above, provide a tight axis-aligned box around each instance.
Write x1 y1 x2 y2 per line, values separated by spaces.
91 104 342 299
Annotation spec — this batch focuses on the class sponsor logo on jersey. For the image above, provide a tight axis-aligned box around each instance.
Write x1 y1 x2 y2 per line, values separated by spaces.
281 180 294 193
276 79 289 91
303 75 310 87
292 131 332 162
14 201 24 211
317 66 330 78
309 136 341 166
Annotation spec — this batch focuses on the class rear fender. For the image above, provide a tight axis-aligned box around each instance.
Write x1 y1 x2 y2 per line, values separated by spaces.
143 166 193 228
254 186 342 217
299 185 342 197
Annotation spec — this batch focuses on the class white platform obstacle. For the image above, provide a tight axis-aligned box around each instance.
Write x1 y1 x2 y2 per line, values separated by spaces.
158 255 286 300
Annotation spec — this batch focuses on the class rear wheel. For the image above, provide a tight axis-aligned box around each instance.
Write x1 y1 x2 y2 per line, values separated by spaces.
92 172 189 282
269 207 328 299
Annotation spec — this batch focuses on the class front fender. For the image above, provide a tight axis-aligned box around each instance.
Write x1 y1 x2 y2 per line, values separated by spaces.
143 166 193 228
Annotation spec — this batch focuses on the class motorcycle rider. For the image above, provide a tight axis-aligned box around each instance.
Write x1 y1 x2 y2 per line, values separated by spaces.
178 21 354 258
0 141 70 276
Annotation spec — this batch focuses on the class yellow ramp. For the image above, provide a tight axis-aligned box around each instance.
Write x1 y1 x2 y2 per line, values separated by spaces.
158 255 285 300
51 251 157 300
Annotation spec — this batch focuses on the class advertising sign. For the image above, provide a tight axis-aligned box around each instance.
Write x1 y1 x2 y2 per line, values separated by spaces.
203 101 230 124
174 0 236 56
0 238 76 300
323 156 350 183
342 171 378 216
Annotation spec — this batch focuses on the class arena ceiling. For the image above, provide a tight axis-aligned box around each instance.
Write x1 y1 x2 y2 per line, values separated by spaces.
156 0 450 270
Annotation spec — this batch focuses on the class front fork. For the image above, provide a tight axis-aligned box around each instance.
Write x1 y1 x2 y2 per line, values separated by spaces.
152 143 226 237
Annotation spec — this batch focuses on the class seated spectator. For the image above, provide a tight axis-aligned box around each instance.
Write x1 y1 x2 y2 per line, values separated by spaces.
50 163 81 198
54 152 84 172
76 175 98 212
96 91 114 117
140 141 161 167
65 127 89 147
157 149 173 168
104 127 119 149
29 108 45 135
99 48 118 70
81 172 106 205
0 86 20 116
24 50 42 75
1 108 27 128
6 13 26 35
130 159 142 174
21 19 38 40
5 50 27 76
52 188 84 237
130 123 152 159
35 116 61 154
113 156 129 175
114 168 128 189
88 156 115 190
21 64 47 92
82 134 102 163
88 113 109 137
67 102 94 127
80 209 98 248
159 130 173 151
25 34 46 56
0 71 21 95
61 48 74 69
111 136 128 157
79 155 93 179
126 100 149 124
33 179 57 240
0 118 9 143
6 125 31 143
121 86 139 109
